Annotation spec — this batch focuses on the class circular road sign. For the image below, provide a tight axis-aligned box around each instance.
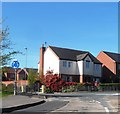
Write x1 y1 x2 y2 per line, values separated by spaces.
12 59 20 69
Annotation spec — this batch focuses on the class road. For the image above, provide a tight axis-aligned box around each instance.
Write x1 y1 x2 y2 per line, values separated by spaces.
9 92 120 113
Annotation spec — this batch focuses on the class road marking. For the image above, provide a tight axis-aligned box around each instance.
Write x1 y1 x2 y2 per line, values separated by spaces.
96 101 101 104
104 107 109 113
96 93 120 96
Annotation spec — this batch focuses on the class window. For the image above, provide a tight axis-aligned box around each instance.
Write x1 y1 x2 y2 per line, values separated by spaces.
86 61 90 68
63 61 67 67
94 64 99 71
68 62 71 68
66 77 70 82
118 64 120 70
8 73 15 80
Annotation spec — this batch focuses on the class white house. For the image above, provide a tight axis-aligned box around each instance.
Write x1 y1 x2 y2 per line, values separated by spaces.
38 45 102 83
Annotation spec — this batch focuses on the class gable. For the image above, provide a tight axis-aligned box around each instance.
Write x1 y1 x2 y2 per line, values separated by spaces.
84 55 92 62
44 47 59 59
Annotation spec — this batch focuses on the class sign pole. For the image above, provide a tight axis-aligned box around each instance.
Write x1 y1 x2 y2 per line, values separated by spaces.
12 59 20 95
14 68 17 95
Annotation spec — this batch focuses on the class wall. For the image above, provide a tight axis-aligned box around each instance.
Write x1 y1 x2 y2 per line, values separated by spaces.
97 51 116 74
83 55 94 75
44 47 59 75
2 80 28 86
59 60 79 75
77 61 83 75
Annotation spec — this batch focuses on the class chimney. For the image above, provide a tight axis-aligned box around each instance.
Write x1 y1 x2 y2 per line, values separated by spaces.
39 44 45 77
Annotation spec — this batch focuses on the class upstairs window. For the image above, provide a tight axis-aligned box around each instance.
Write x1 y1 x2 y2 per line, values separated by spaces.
94 64 99 71
68 62 72 68
86 61 90 68
63 61 67 67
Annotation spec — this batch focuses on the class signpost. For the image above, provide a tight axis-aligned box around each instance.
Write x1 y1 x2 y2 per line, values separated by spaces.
12 59 20 95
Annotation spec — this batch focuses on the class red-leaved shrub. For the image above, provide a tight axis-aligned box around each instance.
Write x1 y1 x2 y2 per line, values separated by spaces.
43 73 65 92
42 70 78 92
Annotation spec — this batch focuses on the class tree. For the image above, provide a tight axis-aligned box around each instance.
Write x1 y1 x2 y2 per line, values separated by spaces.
27 69 37 88
0 22 21 67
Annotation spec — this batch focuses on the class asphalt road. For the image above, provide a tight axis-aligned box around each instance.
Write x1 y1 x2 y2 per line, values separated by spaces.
12 100 69 113
7 92 119 113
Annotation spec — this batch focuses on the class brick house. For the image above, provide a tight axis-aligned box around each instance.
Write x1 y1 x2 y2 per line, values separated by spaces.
97 51 120 83
2 67 20 81
2 67 38 86
38 45 102 83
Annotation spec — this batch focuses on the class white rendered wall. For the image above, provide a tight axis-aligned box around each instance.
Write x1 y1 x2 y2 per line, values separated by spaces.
44 47 59 75
77 61 83 75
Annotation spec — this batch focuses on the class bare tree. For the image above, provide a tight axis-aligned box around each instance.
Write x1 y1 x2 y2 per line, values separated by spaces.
0 21 21 66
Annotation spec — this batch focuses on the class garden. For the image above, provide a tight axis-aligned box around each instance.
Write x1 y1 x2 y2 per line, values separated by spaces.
39 71 120 93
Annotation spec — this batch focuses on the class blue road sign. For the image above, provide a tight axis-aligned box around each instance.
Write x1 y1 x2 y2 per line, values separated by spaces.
12 59 20 69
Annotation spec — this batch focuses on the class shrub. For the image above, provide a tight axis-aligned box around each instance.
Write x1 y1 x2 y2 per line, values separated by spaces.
2 83 7 92
6 84 14 93
45 87 54 93
65 82 77 87
44 74 66 92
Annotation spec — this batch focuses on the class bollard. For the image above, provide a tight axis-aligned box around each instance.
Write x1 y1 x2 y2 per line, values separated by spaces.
41 85 45 93
21 85 24 93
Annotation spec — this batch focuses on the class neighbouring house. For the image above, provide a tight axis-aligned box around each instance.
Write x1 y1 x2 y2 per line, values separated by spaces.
2 67 38 86
38 45 102 83
97 51 120 83
2 67 20 81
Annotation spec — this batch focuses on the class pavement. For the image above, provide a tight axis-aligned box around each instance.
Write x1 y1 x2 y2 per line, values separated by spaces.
1 95 46 113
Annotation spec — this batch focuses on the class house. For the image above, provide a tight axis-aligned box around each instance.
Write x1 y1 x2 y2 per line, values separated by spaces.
2 67 20 81
38 45 102 83
2 67 38 86
97 51 120 83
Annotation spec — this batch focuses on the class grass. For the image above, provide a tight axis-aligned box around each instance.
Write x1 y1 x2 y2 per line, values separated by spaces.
0 91 13 98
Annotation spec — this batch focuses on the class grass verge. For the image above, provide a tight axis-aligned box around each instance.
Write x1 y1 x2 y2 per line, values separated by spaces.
0 91 13 98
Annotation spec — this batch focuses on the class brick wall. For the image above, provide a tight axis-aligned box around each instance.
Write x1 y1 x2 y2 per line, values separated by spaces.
97 51 116 75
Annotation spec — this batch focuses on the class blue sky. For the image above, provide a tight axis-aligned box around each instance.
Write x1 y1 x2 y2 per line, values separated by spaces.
2 2 118 68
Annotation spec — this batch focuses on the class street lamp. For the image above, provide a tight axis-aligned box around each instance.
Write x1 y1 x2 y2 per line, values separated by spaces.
25 47 27 69
24 47 27 92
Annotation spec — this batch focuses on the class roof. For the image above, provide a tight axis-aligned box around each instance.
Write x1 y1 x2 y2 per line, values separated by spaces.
103 51 120 62
49 46 101 64
24 68 38 73
2 67 21 73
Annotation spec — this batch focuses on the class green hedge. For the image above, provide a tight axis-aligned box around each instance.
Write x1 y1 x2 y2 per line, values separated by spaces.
2 83 14 93
99 83 120 86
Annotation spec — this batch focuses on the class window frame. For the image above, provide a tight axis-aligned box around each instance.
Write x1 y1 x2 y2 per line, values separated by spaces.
68 62 72 68
63 61 67 67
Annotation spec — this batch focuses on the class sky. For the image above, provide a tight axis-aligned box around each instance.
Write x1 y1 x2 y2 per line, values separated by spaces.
2 2 118 68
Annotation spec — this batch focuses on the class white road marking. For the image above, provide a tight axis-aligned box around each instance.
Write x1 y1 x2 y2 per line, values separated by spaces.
96 93 120 96
104 107 109 113
96 101 101 104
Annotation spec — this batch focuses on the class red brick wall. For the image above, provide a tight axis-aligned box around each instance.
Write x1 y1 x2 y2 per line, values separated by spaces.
2 80 28 86
39 46 45 76
97 51 116 75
